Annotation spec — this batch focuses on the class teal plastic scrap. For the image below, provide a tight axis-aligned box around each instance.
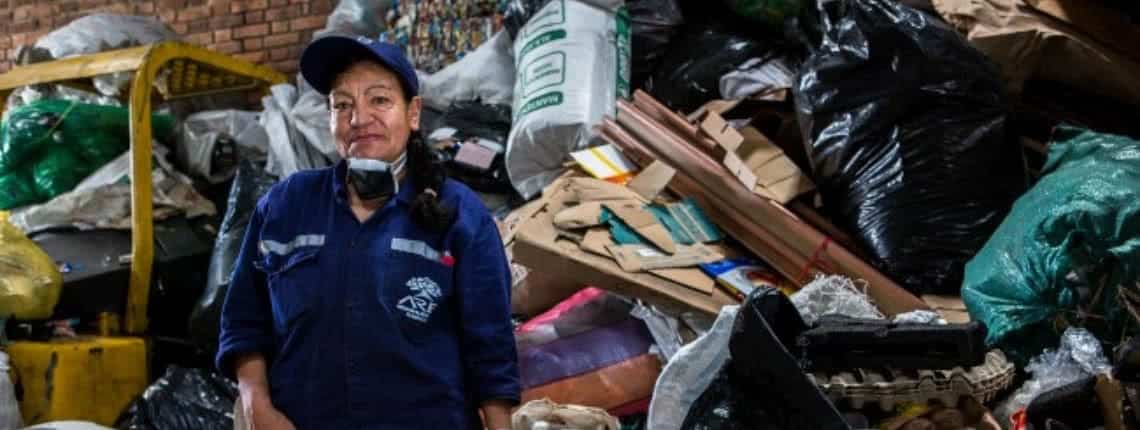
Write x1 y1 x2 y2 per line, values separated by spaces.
601 199 724 248
962 126 1140 365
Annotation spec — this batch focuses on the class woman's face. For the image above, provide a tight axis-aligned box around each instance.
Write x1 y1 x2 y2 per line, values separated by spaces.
329 61 422 162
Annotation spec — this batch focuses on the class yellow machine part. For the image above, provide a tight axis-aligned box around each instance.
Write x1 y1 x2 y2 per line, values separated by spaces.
8 337 147 426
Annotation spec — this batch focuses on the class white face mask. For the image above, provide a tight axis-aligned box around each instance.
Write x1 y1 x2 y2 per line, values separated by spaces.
347 152 407 200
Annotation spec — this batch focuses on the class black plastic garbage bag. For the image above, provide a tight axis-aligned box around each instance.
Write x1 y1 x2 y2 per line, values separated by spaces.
188 160 277 349
681 288 850 429
645 27 769 113
792 0 1026 295
116 366 238 430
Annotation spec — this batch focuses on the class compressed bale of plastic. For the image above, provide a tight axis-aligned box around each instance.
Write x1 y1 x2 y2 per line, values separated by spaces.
963 126 1140 364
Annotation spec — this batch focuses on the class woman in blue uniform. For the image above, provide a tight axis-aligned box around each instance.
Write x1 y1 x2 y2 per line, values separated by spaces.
217 36 520 429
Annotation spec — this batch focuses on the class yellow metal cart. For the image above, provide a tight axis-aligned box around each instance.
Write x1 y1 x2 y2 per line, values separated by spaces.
0 42 287 425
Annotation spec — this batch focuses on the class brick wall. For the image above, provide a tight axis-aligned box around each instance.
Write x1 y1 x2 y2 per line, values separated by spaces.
0 0 339 75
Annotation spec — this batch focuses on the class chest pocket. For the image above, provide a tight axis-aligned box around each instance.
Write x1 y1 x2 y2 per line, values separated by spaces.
379 247 455 344
255 247 322 336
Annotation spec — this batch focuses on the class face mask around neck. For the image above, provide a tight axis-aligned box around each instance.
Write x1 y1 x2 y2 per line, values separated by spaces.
347 152 407 201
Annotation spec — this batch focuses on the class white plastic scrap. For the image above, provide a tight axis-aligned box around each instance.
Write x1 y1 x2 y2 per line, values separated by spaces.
790 274 885 326
994 327 1111 423
631 303 685 362
647 305 740 430
892 310 948 325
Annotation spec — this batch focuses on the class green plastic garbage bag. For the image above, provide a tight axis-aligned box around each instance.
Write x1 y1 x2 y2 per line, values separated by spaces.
962 126 1140 365
0 99 177 205
0 172 39 210
32 147 91 200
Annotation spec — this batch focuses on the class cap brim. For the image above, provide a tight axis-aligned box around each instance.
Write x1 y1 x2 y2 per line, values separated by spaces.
299 36 401 95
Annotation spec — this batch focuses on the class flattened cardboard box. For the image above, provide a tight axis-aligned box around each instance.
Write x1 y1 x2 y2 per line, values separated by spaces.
513 178 737 316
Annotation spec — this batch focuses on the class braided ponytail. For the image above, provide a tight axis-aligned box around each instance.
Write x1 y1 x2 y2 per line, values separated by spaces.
406 131 455 233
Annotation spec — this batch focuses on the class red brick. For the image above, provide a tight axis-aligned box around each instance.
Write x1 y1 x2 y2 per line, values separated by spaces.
188 19 211 33
269 0 289 6
271 21 289 34
233 23 269 39
231 0 268 12
13 5 33 20
171 22 189 33
185 32 214 46
311 0 334 14
9 34 28 47
0 36 10 50
210 0 231 15
290 0 304 3
290 15 325 31
159 9 177 23
60 1 81 12
211 40 242 55
242 37 263 50
188 0 207 6
210 15 244 28
264 5 300 21
270 60 297 74
177 6 211 22
11 20 37 34
136 2 156 14
234 51 266 63
263 32 297 48
214 29 232 42
158 0 187 10
244 10 264 24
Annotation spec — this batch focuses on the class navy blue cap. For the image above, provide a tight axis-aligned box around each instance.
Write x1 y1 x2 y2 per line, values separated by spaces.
299 35 419 97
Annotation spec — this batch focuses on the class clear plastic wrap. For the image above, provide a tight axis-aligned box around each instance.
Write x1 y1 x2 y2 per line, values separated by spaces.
261 84 337 178
420 31 516 112
178 110 269 184
790 274 884 326
646 305 739 430
33 14 180 98
631 302 685 362
0 354 21 429
994 327 1111 424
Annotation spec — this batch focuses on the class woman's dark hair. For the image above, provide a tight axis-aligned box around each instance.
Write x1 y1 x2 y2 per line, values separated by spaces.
405 130 456 233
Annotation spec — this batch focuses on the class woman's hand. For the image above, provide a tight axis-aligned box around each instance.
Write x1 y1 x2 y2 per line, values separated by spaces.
243 392 296 430
235 353 296 430
481 399 513 430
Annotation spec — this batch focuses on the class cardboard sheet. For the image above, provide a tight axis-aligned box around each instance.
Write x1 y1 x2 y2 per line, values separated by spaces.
554 202 608 230
603 201 677 254
626 161 676 201
933 0 1140 106
607 243 723 272
737 126 814 204
583 228 715 295
513 179 738 316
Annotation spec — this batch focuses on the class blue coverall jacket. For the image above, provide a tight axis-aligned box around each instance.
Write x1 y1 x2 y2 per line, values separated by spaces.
216 161 521 429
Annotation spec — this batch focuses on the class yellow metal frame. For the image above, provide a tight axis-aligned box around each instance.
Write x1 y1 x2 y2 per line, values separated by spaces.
0 42 287 334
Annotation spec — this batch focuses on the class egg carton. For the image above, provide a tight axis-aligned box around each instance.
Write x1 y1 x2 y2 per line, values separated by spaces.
809 350 1016 411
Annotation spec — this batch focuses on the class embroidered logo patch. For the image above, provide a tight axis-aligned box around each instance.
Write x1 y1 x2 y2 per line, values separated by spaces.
396 277 442 323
